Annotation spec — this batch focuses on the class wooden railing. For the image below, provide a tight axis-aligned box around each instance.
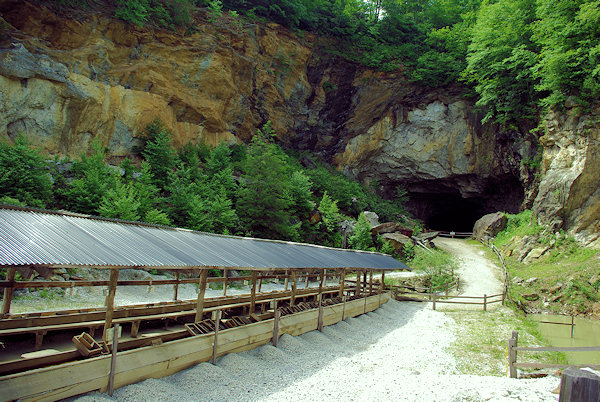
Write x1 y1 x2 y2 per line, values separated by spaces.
480 238 510 302
507 331 600 378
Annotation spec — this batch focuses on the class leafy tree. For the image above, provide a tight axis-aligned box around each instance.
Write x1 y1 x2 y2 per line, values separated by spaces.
463 0 538 124
533 0 600 107
0 135 53 208
349 212 375 251
133 161 162 217
144 208 172 226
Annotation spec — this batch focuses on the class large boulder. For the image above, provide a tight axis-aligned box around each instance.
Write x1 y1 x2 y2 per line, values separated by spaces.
371 222 413 238
472 212 508 240
381 232 412 253
362 211 380 227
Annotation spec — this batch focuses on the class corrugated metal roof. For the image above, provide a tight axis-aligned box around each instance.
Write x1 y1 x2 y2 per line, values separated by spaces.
0 205 410 271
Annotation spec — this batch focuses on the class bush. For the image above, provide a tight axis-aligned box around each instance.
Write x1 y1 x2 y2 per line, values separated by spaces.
0 135 53 208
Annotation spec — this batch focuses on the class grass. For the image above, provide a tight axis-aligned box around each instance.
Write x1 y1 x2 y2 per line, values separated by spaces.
493 210 600 315
447 307 567 376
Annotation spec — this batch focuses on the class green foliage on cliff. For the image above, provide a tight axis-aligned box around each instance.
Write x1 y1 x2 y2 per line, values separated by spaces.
0 135 53 208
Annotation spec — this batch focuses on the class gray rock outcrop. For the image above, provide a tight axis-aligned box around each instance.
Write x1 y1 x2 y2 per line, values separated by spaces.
472 212 508 240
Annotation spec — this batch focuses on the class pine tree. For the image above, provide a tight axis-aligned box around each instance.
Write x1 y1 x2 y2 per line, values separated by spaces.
349 212 375 251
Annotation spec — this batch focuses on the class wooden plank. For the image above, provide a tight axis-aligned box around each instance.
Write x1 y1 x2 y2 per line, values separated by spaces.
102 269 119 343
1 268 16 316
108 324 119 396
290 271 297 307
211 310 222 364
272 302 280 347
509 331 518 378
173 272 180 301
249 271 258 315
195 269 208 322
515 346 600 352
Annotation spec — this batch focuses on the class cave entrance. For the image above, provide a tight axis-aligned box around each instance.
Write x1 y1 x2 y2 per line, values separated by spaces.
406 194 486 233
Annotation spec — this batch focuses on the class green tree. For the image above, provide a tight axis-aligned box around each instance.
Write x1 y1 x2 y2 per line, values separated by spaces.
463 0 538 124
142 120 178 193
0 135 53 208
98 175 141 221
349 212 375 251
62 140 112 213
533 0 600 107
237 122 297 240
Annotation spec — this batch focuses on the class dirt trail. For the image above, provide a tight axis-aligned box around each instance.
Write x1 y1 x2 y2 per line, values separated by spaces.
433 237 504 310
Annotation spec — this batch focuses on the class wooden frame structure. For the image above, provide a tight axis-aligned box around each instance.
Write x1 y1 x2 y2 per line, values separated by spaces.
0 205 409 400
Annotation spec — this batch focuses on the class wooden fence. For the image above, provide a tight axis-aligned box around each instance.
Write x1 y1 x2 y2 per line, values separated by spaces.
481 239 510 302
507 331 600 378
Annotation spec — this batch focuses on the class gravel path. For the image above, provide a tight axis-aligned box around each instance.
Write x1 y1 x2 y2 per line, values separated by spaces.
433 237 505 310
75 300 559 402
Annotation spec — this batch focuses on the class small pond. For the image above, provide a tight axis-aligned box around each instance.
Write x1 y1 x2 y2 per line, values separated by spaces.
531 314 600 365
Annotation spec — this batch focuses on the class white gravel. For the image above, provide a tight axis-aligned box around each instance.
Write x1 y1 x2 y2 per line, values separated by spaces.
74 300 560 402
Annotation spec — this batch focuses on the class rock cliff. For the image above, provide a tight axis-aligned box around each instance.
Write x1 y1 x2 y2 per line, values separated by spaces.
0 0 596 242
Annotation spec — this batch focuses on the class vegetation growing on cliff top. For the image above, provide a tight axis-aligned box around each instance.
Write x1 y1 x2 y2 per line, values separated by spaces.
0 122 410 255
51 0 600 127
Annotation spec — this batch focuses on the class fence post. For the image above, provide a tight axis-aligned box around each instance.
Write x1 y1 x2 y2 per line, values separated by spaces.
508 331 518 378
559 368 600 401
432 293 436 311
483 294 487 311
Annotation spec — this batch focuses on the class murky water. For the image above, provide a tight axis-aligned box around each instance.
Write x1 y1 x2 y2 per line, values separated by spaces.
531 314 600 364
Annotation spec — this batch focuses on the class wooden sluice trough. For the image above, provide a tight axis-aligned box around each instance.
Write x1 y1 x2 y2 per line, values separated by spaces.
0 268 391 401
0 205 408 401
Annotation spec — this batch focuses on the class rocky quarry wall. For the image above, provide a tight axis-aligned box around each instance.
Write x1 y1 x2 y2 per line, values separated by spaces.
0 0 597 243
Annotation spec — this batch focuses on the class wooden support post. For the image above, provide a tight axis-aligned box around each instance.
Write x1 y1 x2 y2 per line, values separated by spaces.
342 295 347 321
483 294 487 311
290 271 297 307
258 272 263 293
319 269 325 295
249 271 258 315
107 324 120 396
272 301 280 347
195 269 208 323
508 331 518 378
369 270 373 295
559 368 600 402
380 270 385 292
339 269 346 298
363 270 367 292
35 330 46 351
317 296 324 332
1 267 16 316
173 271 180 301
131 321 141 338
571 315 575 339
102 269 119 344
355 270 361 296
211 310 222 365
432 293 436 311
223 269 228 297
284 270 289 291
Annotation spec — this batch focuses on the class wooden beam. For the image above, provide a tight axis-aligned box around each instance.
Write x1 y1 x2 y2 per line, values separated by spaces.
284 270 289 291
339 269 346 298
319 269 325 295
194 269 208 323
305 271 310 288
380 270 385 292
211 310 222 365
102 269 119 343
173 271 180 301
355 270 361 296
272 300 280 347
290 271 297 307
249 271 258 315
1 267 16 316
107 323 119 396
369 270 373 294
258 272 263 293
223 269 228 297
317 296 324 332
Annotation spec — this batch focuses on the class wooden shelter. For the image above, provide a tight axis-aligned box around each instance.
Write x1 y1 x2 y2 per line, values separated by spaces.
0 204 409 400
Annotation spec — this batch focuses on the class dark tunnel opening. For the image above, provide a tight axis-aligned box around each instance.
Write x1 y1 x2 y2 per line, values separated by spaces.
403 175 524 233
